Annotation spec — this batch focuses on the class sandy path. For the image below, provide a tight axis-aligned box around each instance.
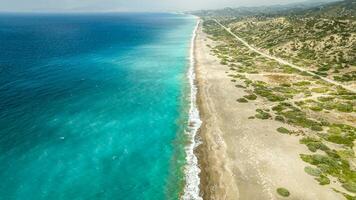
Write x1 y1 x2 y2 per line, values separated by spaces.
195 21 343 200
213 19 356 93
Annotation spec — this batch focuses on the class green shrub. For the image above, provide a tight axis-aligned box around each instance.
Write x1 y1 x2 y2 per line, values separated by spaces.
300 153 356 189
272 105 286 112
343 182 356 193
275 116 285 122
315 175 330 185
221 60 228 65
244 94 257 100
326 134 354 147
281 110 321 131
237 98 248 103
311 125 323 132
254 86 285 102
294 81 311 86
280 83 291 87
304 166 322 176
320 119 330 126
310 105 323 112
300 137 329 152
255 109 271 120
328 126 342 134
317 96 334 102
334 74 355 82
277 127 290 134
318 65 331 72
244 80 253 86
336 103 353 113
337 150 355 160
276 188 290 197
235 84 246 88
311 87 329 93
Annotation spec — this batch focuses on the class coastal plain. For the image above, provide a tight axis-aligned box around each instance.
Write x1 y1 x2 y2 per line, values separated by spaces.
195 22 344 200
194 4 356 197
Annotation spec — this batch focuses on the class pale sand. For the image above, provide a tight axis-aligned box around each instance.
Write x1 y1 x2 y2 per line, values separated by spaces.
194 22 344 200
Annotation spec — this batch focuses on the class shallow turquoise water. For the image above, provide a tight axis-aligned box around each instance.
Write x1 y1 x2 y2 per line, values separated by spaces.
0 13 196 199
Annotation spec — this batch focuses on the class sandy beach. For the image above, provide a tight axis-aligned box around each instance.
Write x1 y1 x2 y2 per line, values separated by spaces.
194 21 344 200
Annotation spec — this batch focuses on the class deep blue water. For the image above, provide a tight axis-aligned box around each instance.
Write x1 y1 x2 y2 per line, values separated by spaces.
0 13 196 200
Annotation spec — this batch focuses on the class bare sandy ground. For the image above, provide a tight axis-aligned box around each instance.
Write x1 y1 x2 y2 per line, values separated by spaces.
194 22 344 200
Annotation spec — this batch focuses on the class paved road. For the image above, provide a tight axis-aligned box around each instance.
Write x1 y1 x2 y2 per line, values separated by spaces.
213 19 356 93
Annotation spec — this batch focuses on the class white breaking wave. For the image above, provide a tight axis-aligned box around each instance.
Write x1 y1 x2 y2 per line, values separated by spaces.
182 17 203 200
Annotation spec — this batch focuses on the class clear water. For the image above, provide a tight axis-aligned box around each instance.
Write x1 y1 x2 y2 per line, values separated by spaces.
0 13 196 200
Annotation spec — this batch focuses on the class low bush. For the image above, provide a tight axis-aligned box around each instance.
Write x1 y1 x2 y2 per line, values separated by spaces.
275 116 285 122
255 109 271 120
336 103 353 113
311 87 329 93
304 166 322 176
300 153 356 192
315 175 330 185
244 94 257 100
276 188 290 197
237 98 248 103
300 137 329 152
343 182 356 193
311 125 323 132
277 127 290 134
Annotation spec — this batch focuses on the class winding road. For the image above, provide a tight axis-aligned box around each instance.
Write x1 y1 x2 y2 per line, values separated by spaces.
213 19 356 93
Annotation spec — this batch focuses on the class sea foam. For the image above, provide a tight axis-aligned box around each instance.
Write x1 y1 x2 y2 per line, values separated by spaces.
182 18 203 200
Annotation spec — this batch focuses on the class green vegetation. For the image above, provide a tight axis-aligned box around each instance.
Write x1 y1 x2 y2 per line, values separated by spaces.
244 94 257 100
275 115 285 122
255 109 271 119
277 127 290 134
276 187 290 197
343 182 356 193
300 153 356 192
334 72 356 82
237 98 248 103
304 166 322 176
315 175 330 185
300 137 329 152
279 107 323 131
311 87 329 93
325 124 356 147
336 102 353 113
254 85 286 102
311 125 323 132
235 84 246 88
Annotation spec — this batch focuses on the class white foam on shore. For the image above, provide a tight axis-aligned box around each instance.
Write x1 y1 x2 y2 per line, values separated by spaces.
182 18 203 200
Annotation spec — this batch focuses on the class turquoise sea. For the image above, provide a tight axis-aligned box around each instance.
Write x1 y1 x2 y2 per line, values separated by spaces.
0 13 197 199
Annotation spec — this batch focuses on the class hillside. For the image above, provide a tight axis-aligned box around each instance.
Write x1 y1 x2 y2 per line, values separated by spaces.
194 0 356 86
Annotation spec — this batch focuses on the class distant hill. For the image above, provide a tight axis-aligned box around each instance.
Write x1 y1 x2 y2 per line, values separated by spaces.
190 0 353 18
299 0 356 19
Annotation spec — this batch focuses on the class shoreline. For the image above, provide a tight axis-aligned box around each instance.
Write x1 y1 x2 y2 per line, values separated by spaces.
182 17 203 200
194 20 239 200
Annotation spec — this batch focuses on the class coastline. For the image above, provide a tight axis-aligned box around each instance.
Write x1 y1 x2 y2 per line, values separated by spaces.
182 17 203 200
194 20 239 200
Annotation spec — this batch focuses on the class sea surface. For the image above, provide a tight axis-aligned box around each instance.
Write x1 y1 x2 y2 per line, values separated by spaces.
0 13 197 200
